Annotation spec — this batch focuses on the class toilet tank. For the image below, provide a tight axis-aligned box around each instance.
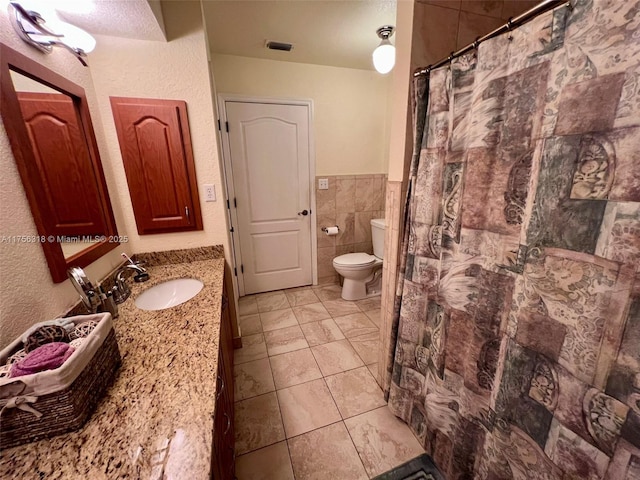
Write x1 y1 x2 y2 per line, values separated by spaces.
371 218 386 259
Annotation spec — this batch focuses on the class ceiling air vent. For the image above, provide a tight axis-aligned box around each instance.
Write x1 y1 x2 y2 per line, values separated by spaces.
266 41 293 52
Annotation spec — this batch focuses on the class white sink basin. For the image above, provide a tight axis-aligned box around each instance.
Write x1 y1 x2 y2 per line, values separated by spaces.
135 278 204 311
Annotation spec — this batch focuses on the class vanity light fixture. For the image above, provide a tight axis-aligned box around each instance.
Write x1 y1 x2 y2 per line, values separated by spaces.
8 1 96 67
372 25 395 74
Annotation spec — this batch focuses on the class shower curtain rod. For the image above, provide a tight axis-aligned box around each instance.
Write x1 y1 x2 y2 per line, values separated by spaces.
413 0 570 77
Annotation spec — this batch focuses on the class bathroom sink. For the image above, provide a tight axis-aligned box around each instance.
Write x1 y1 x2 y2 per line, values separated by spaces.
135 278 204 311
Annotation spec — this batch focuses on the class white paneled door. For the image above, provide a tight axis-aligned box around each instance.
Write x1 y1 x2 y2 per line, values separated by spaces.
224 101 313 294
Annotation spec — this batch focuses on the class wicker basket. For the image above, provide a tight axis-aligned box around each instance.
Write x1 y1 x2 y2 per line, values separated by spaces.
0 314 121 449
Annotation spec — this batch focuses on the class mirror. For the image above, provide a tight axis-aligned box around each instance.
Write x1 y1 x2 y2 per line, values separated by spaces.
9 71 104 259
1 44 119 282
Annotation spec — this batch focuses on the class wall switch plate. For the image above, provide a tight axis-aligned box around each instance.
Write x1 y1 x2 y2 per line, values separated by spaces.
318 178 329 190
204 184 216 202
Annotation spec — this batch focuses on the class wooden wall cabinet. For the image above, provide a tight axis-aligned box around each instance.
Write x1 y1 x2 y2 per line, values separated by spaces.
110 97 203 235
211 275 235 480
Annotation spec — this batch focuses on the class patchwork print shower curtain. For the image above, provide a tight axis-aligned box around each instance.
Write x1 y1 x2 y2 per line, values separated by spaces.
387 1 640 478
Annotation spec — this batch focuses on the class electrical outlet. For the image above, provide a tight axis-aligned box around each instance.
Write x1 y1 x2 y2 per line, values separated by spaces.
204 184 216 202
318 178 329 190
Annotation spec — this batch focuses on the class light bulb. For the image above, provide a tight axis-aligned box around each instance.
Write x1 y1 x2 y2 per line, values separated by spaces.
373 40 395 74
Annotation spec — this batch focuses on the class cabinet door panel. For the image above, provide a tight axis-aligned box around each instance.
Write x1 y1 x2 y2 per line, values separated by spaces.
211 352 227 480
110 97 202 234
17 92 106 236
212 283 236 480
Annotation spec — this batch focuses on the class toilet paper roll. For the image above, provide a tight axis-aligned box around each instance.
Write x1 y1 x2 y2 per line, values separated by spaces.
324 226 339 236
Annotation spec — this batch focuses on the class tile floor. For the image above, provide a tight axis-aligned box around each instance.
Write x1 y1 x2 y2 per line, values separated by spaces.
233 285 424 480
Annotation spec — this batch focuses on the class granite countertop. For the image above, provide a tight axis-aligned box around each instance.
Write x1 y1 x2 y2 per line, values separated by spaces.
0 247 226 479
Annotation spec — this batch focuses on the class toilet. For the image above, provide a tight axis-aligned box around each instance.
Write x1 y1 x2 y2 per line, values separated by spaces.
332 218 385 301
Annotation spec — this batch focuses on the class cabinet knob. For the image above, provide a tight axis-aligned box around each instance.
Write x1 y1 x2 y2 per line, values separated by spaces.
222 294 229 311
215 375 225 400
223 412 232 435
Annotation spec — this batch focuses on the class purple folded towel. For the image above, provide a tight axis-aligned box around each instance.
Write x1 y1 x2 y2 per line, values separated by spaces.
10 342 75 378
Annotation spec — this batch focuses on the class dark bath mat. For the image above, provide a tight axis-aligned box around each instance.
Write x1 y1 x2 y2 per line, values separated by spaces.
372 454 445 480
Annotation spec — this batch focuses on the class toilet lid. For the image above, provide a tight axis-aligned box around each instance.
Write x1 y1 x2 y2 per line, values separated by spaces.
333 253 376 266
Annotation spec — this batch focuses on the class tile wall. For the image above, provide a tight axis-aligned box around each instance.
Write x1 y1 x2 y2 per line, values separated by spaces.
315 175 386 285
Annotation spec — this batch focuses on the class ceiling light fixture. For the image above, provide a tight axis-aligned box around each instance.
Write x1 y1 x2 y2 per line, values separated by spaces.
372 25 395 74
8 1 96 67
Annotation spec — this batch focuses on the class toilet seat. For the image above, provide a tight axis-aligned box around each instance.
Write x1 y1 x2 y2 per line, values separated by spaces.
333 253 376 268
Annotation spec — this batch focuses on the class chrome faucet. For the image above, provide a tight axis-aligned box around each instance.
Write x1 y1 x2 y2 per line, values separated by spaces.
112 253 150 304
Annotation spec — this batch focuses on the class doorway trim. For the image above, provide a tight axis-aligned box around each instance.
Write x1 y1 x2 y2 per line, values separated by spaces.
217 94 317 297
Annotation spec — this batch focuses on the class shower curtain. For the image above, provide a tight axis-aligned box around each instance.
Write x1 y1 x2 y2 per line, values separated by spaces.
387 1 640 478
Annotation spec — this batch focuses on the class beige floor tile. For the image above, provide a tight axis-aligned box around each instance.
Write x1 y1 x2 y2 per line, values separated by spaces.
260 308 298 332
311 340 364 376
234 357 276 401
334 312 379 338
285 288 320 307
270 349 322 389
235 441 294 480
288 422 368 480
322 299 361 317
292 302 332 324
300 319 345 347
325 367 386 418
355 296 381 311
239 296 258 316
349 331 381 365
235 333 268 365
235 392 286 455
345 406 424 477
367 363 381 386
313 284 343 302
264 325 309 356
363 308 382 328
277 379 341 438
239 313 262 335
257 292 290 312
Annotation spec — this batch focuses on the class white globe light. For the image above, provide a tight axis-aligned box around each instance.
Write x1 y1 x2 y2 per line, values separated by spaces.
372 41 395 74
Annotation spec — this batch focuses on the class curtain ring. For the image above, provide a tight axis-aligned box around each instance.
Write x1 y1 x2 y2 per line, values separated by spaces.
448 51 455 65
473 37 480 50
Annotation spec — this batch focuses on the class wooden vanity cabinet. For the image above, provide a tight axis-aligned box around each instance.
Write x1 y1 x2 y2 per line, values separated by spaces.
211 279 235 480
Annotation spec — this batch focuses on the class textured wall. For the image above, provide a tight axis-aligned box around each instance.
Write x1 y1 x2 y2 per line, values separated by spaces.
0 11 131 350
88 1 230 256
211 53 391 176
315 175 386 285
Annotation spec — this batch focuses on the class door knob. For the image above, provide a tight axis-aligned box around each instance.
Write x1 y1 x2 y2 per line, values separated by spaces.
297 209 309 216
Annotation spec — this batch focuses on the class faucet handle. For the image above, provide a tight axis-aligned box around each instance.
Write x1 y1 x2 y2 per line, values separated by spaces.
111 283 130 305
121 252 147 268
121 252 138 265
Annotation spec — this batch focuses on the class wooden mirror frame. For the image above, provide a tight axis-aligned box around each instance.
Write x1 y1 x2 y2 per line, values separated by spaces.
0 43 119 283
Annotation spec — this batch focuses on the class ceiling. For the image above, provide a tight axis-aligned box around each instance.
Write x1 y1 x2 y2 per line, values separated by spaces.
41 0 167 41
202 0 397 71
